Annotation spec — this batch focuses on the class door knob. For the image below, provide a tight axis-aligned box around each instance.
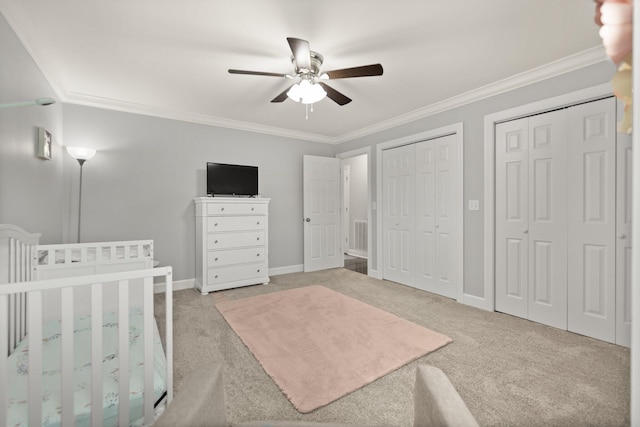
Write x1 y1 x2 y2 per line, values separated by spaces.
305 218 311 222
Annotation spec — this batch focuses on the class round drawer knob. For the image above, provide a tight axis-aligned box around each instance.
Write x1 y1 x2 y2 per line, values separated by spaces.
257 269 260 273
257 253 260 257
214 223 218 227
257 221 260 225
214 240 218 244
214 275 219 279
257 237 260 240
221 207 225 211
214 257 218 261
251 207 255 211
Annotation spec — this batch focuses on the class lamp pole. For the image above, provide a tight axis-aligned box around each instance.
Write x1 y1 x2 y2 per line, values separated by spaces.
66 146 96 243
76 158 86 243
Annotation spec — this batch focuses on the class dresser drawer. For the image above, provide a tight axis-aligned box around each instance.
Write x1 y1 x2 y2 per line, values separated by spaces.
207 216 266 232
206 202 267 216
207 262 268 284
207 231 264 249
207 247 265 267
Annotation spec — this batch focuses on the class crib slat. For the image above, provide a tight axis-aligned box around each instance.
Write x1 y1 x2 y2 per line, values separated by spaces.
143 276 154 424
91 283 104 426
0 294 8 424
60 287 74 427
118 280 130 426
28 291 43 426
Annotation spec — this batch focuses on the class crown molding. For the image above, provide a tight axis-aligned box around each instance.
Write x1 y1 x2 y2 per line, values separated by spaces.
334 46 609 144
66 46 607 146
64 91 338 144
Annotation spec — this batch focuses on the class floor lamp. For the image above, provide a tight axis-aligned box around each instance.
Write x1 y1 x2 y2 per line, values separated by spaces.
66 147 97 243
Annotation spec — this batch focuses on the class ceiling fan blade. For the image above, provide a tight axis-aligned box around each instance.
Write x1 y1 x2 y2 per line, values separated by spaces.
323 64 383 79
271 85 294 103
318 82 352 106
229 69 289 78
287 37 311 71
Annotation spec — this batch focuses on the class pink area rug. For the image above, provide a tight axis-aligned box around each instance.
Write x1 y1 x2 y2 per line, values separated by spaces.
215 285 452 413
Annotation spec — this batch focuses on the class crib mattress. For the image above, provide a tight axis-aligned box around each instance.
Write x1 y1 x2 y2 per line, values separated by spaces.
7 308 167 427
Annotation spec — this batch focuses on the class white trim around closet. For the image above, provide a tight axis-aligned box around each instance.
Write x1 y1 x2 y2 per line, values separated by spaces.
482 83 613 312
375 122 465 302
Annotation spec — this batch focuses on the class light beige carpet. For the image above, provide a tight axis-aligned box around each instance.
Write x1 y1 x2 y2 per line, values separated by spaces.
215 285 452 413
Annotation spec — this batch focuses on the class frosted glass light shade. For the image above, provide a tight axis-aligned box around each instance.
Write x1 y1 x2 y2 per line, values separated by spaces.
287 79 327 104
66 146 96 161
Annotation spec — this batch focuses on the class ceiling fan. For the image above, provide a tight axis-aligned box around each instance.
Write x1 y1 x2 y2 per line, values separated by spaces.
228 37 383 107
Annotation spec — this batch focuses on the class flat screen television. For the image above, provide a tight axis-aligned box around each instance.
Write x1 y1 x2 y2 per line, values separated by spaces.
207 162 258 197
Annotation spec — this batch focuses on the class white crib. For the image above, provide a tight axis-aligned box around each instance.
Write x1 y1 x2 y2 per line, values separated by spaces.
0 224 173 426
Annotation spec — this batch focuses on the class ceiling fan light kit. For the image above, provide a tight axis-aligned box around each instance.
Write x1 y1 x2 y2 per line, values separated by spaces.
229 37 383 118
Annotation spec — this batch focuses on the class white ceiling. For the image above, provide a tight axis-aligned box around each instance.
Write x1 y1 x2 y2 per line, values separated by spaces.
1 0 606 144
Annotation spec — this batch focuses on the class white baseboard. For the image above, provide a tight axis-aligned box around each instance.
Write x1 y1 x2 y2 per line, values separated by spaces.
154 265 306 294
346 249 367 259
269 264 304 276
154 278 196 294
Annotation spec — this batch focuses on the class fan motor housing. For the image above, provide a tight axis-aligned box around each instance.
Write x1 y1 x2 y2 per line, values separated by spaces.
292 51 324 76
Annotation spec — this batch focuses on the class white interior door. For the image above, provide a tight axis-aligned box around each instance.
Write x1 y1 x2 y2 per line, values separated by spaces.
495 117 529 319
415 135 458 298
567 97 617 343
303 155 341 272
616 121 632 346
382 144 415 285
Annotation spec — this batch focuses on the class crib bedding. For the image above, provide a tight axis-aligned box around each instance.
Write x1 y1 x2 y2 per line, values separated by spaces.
7 307 167 427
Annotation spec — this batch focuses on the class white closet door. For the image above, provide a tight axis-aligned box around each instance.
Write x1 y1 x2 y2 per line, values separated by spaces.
303 155 341 272
495 118 529 319
616 131 632 346
527 110 568 329
415 135 458 298
567 97 616 343
383 144 415 285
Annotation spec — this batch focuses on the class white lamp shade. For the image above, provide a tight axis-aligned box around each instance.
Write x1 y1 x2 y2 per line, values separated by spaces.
66 146 96 161
287 79 327 104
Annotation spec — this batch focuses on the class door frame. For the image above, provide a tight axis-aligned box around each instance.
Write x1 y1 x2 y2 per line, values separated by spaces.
375 122 464 302
482 83 613 312
337 147 372 276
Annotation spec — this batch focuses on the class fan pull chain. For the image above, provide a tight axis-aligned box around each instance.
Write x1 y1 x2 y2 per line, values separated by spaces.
305 103 309 120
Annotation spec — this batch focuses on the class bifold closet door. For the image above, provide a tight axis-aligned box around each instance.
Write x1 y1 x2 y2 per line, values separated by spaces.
567 97 617 343
495 109 568 329
415 135 458 298
382 144 415 285
616 130 632 347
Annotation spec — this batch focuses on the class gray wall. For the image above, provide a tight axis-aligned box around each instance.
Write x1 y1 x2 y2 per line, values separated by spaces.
62 105 334 281
0 13 65 243
336 60 616 299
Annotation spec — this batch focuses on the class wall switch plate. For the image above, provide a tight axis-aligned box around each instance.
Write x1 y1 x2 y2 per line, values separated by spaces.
468 200 480 211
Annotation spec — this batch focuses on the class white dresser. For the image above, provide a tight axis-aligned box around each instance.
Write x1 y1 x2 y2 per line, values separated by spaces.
194 197 270 294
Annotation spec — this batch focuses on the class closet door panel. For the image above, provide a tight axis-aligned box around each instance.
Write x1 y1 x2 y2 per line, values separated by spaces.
616 131 632 346
433 135 458 298
416 141 436 290
415 135 458 298
383 144 415 285
527 110 567 329
495 118 529 319
567 97 616 343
